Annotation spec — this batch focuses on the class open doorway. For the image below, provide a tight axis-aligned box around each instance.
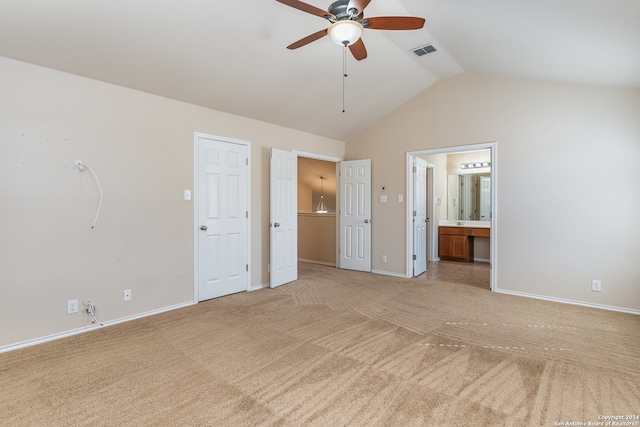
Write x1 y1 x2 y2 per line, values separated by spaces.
297 156 338 267
406 143 497 291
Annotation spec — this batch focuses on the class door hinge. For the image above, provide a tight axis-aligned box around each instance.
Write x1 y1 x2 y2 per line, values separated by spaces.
246 211 248 219
413 210 417 217
413 254 417 260
246 264 249 272
413 166 417 173
246 158 249 166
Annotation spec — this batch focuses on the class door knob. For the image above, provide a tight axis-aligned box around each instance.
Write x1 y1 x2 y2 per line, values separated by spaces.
364 219 369 223
274 223 280 227
200 225 207 231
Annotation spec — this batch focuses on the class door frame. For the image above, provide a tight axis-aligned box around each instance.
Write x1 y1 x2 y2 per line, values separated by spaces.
292 150 343 268
405 142 497 291
193 132 252 303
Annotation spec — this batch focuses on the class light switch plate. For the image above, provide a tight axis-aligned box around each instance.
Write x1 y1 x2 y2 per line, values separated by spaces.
380 195 387 203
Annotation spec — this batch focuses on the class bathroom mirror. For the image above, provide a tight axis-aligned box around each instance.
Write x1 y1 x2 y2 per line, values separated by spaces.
447 173 491 221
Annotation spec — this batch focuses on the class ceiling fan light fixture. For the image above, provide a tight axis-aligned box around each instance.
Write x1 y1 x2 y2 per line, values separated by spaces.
328 20 363 46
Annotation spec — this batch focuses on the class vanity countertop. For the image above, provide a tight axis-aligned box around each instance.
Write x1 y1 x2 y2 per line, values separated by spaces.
438 220 491 229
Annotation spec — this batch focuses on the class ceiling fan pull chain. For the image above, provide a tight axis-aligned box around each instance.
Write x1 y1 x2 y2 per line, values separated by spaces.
342 44 348 113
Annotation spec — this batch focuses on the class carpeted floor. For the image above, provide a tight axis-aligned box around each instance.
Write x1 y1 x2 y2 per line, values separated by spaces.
1 262 639 426
421 260 491 290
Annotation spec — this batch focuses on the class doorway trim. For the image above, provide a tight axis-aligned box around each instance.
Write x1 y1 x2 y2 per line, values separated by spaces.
193 132 252 303
406 142 497 291
293 150 343 268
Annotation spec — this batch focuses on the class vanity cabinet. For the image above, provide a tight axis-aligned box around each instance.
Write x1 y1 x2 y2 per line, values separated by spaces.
438 226 490 262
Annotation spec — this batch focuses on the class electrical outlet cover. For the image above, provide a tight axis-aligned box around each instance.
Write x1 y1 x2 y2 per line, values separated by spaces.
67 299 78 314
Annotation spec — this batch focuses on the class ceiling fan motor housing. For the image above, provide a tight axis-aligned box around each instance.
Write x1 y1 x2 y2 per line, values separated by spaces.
328 0 364 22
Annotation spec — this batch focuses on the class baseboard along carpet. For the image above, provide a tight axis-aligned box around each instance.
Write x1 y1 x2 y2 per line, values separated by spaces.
1 262 639 426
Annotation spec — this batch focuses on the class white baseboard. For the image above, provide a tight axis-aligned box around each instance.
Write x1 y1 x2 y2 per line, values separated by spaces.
371 269 407 278
0 301 196 354
249 283 270 292
299 258 336 267
495 289 640 315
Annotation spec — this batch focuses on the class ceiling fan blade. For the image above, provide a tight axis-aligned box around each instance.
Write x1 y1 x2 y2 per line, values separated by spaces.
287 29 329 50
349 38 367 61
363 16 426 30
347 0 372 14
276 0 336 20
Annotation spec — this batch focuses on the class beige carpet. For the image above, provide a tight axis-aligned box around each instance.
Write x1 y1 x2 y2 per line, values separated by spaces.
1 262 639 426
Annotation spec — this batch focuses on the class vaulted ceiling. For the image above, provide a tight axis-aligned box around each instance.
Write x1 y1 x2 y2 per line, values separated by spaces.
1 0 638 141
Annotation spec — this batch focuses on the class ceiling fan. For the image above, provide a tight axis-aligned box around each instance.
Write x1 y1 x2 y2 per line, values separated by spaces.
277 0 425 60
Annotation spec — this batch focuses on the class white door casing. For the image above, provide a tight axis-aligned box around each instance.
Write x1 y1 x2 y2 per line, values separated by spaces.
413 157 427 276
196 134 250 301
270 148 298 288
339 159 371 272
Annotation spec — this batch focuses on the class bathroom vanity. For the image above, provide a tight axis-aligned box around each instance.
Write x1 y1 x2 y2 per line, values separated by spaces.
438 224 490 262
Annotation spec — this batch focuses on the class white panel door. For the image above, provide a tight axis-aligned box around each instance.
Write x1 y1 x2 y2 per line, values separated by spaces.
339 159 371 272
197 136 249 301
413 157 427 276
270 148 297 288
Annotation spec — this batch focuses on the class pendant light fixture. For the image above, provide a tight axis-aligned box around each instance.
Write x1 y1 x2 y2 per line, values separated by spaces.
316 176 328 213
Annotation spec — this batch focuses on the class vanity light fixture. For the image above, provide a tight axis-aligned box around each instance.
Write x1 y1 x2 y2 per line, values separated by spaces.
316 176 328 213
460 162 490 169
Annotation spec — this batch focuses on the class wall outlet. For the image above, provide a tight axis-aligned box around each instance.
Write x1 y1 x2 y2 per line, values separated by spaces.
381 255 387 263
591 279 602 292
124 289 132 301
67 299 78 315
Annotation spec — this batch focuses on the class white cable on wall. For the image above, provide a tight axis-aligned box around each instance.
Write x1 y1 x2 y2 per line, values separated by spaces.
84 300 103 326
75 160 103 229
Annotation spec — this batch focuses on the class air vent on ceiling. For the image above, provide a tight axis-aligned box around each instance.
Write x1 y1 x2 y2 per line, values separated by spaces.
411 44 438 57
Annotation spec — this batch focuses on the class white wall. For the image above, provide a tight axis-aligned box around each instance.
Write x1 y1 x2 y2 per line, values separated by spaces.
0 57 345 349
347 73 640 312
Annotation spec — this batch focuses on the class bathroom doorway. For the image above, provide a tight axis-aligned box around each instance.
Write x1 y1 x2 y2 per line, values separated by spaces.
406 142 496 291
